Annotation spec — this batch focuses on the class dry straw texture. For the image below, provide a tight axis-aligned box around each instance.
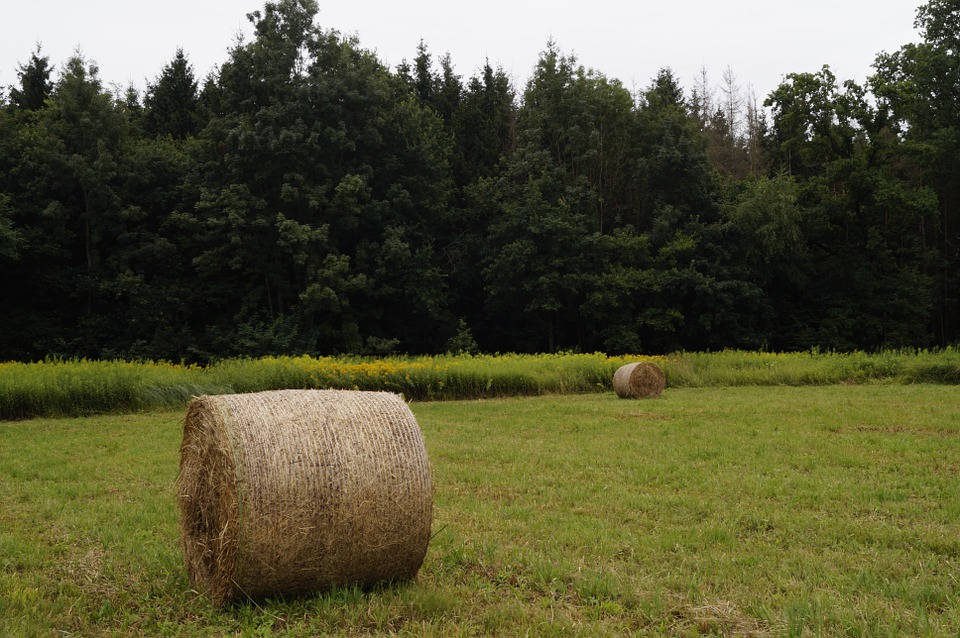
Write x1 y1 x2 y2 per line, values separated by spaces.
177 389 433 604
613 362 666 399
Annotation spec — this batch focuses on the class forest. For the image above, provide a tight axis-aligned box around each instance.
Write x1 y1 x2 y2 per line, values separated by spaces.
0 0 957 362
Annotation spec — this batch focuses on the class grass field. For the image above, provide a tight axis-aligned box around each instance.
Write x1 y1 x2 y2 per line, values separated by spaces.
2 384 959 636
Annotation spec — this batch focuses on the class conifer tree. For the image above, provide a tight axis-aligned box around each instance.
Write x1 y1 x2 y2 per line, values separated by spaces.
9 45 54 111
144 49 199 139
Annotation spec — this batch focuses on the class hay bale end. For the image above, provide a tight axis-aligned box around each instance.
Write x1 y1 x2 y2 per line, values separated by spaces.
177 389 433 604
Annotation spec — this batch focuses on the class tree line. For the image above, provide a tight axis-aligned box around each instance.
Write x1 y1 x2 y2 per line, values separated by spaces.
1 0 957 362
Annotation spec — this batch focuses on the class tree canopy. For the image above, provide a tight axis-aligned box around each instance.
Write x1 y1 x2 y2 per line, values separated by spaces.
0 0 954 361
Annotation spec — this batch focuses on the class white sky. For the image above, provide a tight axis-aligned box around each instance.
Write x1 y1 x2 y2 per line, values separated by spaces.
2 1 922 104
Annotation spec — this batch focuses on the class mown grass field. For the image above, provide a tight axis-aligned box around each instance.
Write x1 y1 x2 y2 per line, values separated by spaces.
2 381 959 636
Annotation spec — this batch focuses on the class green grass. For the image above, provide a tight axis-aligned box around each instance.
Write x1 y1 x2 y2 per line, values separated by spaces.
3 348 960 420
3 385 960 636
0 359 230 420
0 353 631 420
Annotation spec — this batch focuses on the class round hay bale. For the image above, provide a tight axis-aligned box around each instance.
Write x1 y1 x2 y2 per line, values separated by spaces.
177 389 432 604
612 362 666 399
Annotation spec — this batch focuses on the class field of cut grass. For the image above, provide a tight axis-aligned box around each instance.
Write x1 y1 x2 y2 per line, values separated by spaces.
2 384 959 636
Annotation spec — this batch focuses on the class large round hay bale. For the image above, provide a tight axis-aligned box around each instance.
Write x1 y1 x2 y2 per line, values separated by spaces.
177 389 432 604
613 362 666 399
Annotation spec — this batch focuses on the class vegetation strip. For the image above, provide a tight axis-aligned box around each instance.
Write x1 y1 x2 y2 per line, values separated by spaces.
2 349 960 420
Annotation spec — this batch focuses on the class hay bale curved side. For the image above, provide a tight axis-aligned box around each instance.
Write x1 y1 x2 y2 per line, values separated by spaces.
612 362 666 399
177 389 433 604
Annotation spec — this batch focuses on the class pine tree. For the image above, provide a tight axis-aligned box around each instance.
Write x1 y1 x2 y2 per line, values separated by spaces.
9 45 54 111
144 49 199 139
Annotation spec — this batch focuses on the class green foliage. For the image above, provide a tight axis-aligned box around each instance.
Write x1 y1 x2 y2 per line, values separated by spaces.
445 318 478 355
764 64 938 350
0 1 958 359
0 360 227 420
9 45 53 111
660 348 960 386
450 62 515 182
1 53 145 360
636 68 716 223
143 49 199 139
725 173 804 270
476 47 765 354
481 147 596 352
870 0 960 346
0 193 22 260
183 2 456 356
3 349 960 420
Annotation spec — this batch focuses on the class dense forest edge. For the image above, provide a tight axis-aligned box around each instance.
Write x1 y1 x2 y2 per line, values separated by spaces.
2 0 959 363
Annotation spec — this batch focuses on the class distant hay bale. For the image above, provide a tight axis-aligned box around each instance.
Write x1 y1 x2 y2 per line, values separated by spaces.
177 389 433 604
613 362 666 399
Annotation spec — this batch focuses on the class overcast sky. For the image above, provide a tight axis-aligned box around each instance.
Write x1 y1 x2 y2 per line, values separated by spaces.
2 1 922 105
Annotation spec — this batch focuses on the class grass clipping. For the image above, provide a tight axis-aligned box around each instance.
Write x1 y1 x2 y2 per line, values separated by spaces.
613 362 666 399
177 389 433 604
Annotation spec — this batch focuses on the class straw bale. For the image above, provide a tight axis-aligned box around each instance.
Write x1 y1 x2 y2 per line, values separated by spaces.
177 389 432 604
613 362 666 399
